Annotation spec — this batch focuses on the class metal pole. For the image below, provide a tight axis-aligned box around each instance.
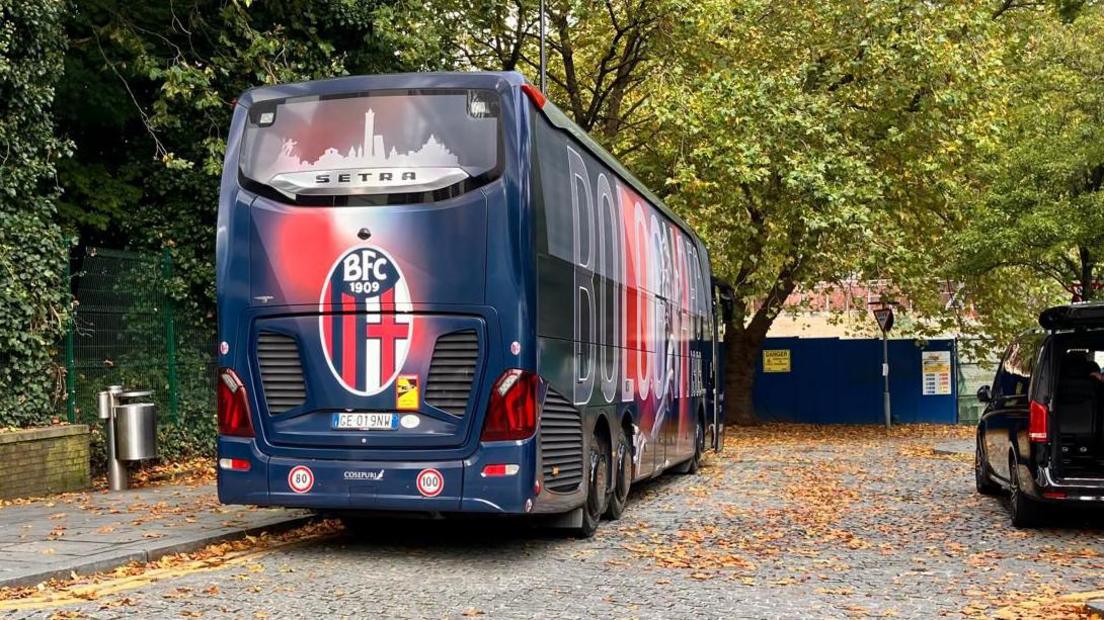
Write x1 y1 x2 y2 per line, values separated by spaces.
882 332 891 429
64 250 76 423
162 249 180 422
539 0 547 92
100 385 128 491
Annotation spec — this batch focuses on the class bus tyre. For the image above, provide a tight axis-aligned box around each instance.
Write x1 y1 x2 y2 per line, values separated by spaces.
688 417 706 474
1008 457 1041 529
605 426 632 521
574 427 610 538
974 438 1000 496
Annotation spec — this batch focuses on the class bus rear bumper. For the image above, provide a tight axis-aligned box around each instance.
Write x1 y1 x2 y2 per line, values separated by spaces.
217 437 540 515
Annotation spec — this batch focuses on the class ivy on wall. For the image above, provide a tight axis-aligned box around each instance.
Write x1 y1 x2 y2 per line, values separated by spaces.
0 0 71 427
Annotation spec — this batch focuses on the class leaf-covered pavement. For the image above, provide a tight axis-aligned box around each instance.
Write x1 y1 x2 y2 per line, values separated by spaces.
5 424 1104 619
619 424 1104 618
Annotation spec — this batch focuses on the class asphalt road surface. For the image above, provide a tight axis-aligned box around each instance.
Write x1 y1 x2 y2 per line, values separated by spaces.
8 425 1104 619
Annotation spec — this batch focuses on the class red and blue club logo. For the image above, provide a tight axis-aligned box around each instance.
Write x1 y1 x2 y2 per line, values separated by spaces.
319 245 414 396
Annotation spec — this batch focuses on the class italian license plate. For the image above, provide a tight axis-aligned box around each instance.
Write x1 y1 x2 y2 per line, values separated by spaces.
331 412 398 431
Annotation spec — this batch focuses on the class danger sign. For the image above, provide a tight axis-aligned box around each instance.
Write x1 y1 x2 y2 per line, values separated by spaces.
288 465 315 494
416 468 443 497
762 349 791 373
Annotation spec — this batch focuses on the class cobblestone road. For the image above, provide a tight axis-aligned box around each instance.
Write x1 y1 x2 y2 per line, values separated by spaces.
8 425 1104 619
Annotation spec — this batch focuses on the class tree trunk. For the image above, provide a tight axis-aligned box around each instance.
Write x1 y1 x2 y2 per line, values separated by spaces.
723 319 770 426
1079 246 1097 302
721 271 799 426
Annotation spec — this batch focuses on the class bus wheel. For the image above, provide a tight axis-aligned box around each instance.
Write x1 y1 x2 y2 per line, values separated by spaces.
574 426 610 538
688 417 705 474
605 425 632 520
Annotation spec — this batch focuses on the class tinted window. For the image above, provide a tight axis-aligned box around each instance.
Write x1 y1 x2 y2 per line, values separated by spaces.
1054 336 1104 382
1032 340 1054 402
995 333 1042 399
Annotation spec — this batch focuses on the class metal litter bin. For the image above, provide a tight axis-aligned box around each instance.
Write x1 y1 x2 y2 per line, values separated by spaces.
114 402 157 461
97 387 158 491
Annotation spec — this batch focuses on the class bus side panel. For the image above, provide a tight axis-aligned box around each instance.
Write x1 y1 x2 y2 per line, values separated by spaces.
216 105 254 381
530 110 712 482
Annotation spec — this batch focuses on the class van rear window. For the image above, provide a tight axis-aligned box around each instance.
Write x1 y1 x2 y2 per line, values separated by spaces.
239 89 501 202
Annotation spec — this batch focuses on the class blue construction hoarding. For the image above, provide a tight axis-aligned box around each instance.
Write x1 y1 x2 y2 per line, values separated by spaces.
752 337 958 424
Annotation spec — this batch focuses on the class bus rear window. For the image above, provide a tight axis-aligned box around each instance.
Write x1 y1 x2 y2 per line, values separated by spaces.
239 89 501 202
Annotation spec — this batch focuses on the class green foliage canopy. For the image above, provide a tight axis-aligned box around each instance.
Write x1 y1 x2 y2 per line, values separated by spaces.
57 0 438 331
954 7 1104 309
644 0 1011 422
15 0 1103 432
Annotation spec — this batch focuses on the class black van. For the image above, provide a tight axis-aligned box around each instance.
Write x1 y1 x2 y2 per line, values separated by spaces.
975 302 1104 527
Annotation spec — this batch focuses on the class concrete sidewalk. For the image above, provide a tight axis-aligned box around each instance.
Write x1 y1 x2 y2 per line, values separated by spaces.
0 483 311 589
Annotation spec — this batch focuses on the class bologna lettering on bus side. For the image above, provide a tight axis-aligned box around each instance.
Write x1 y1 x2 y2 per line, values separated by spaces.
554 146 709 409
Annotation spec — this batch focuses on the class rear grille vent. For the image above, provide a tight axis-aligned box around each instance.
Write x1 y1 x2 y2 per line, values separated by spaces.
540 389 584 493
256 332 307 414
424 330 479 415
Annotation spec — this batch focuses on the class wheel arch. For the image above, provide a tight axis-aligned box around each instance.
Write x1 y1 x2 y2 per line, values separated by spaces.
619 409 635 446
975 427 989 467
1008 444 1040 498
618 408 636 476
592 408 613 446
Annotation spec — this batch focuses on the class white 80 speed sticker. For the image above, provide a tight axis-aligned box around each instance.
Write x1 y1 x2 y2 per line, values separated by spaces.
288 465 315 494
416 468 443 497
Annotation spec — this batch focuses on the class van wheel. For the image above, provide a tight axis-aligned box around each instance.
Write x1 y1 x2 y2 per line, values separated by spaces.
974 439 1000 496
605 426 632 520
573 426 610 538
1008 458 1041 529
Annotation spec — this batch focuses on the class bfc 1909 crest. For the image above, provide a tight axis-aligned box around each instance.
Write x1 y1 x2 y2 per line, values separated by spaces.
319 246 414 396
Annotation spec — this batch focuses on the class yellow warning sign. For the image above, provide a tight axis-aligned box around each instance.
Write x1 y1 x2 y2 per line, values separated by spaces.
763 349 791 373
396 375 420 410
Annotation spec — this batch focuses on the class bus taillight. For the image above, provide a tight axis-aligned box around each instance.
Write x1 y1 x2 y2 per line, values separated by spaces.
481 369 542 442
218 368 255 438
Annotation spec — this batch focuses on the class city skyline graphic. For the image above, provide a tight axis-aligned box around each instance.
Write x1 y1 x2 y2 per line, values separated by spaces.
263 109 461 180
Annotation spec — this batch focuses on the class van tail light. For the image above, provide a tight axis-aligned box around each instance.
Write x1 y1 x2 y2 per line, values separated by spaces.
217 368 255 438
1029 400 1048 443
481 369 542 442
521 84 547 109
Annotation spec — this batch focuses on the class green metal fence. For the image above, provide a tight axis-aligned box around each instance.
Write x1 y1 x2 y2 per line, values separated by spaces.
63 246 214 431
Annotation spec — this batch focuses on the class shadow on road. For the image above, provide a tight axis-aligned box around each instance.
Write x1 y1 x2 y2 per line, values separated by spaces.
978 494 1104 533
329 469 693 550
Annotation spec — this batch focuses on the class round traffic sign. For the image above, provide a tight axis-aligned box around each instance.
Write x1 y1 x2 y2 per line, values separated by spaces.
416 468 443 497
288 465 315 494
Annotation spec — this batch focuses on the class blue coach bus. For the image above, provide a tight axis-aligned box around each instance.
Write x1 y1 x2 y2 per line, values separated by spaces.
216 71 727 536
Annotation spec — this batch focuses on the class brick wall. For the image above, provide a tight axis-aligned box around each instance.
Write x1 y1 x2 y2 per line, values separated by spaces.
0 425 90 499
